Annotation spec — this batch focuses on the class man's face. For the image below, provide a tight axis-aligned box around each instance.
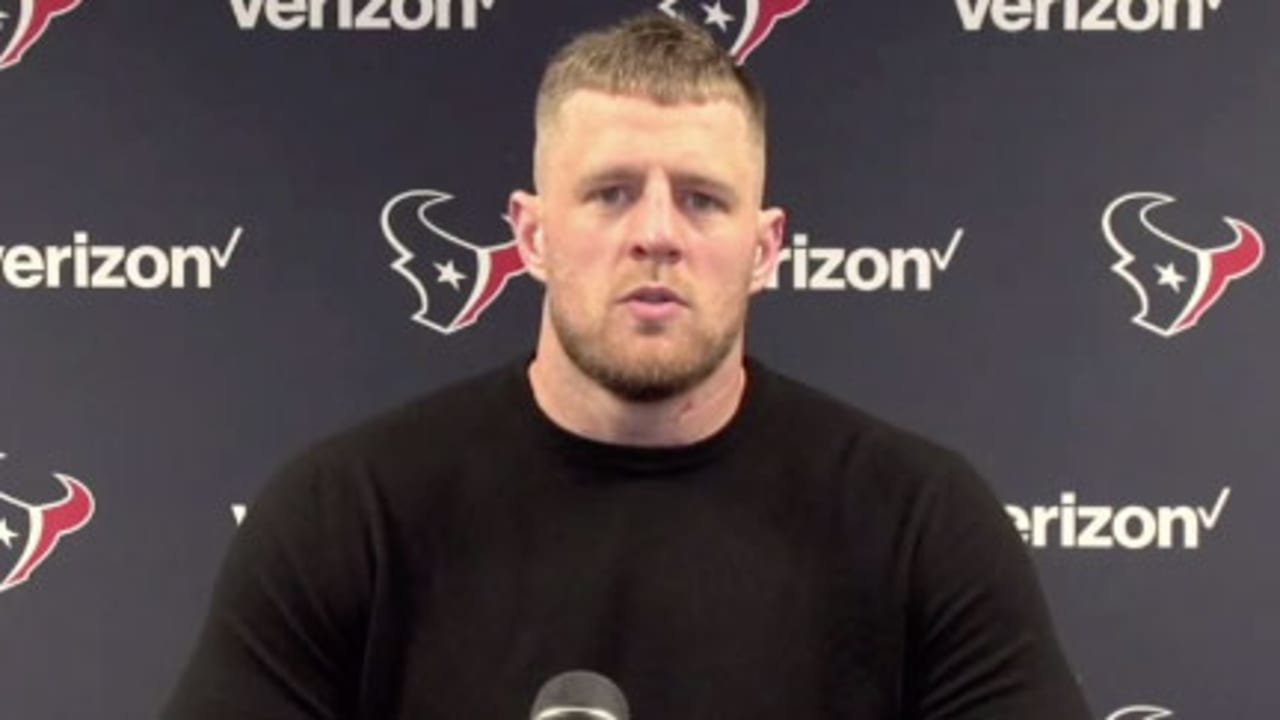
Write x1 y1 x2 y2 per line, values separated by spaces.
513 90 783 401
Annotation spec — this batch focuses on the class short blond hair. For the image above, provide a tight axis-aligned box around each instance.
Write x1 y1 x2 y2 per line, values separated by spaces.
533 12 767 174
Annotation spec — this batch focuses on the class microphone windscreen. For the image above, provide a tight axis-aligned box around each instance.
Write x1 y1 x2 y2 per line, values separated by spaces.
530 670 630 720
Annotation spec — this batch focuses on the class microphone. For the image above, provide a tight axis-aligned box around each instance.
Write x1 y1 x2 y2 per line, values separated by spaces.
529 670 630 720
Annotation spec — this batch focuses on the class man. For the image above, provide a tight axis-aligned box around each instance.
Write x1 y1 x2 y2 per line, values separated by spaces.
164 13 1091 719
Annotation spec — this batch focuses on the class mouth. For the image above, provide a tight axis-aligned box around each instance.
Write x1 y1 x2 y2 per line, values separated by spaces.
620 285 687 322
623 285 686 306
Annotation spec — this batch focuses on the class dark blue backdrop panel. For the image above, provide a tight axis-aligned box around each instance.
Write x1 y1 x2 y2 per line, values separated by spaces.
0 1 1275 717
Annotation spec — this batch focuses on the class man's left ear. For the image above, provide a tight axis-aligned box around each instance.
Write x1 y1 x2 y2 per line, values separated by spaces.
748 207 786 293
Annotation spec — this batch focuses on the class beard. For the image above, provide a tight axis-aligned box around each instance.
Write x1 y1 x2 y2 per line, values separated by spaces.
548 291 745 403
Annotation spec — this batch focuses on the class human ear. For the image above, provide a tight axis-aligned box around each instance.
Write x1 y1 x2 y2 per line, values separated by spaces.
507 190 547 283
748 207 786 293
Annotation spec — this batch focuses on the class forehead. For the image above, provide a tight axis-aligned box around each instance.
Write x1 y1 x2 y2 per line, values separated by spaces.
538 90 762 190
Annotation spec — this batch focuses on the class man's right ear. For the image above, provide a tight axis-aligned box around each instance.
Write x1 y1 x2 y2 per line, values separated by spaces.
507 190 547 282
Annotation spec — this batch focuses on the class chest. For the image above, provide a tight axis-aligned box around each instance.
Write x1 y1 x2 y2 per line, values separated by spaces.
371 482 908 718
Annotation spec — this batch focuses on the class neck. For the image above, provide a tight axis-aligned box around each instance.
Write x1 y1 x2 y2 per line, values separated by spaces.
528 327 747 448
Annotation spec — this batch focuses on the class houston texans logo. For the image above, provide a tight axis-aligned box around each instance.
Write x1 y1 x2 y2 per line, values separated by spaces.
0 454 95 594
1106 705 1174 720
1103 192 1265 338
382 189 528 335
658 0 810 64
0 0 85 71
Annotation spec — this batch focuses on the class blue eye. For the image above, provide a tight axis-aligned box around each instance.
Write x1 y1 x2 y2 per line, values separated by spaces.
594 186 631 207
683 191 723 213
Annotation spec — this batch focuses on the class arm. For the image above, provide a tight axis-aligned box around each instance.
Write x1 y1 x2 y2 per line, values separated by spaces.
903 459 1091 720
161 450 374 720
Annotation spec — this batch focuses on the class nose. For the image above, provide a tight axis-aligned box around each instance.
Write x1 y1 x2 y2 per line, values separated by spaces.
630 181 683 264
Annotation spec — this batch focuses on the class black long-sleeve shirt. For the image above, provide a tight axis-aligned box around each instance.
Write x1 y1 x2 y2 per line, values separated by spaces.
163 359 1091 719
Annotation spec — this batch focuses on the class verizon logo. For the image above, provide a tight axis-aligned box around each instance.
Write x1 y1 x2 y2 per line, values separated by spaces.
956 0 1223 32
766 230 963 292
0 228 243 290
1006 487 1231 550
230 0 496 31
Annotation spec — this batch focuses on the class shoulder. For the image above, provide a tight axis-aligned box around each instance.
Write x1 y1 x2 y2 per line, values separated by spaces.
245 360 526 525
748 359 973 485
283 361 522 476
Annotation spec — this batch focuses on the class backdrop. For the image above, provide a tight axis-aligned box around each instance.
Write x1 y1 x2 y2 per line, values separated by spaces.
1 1 1275 717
